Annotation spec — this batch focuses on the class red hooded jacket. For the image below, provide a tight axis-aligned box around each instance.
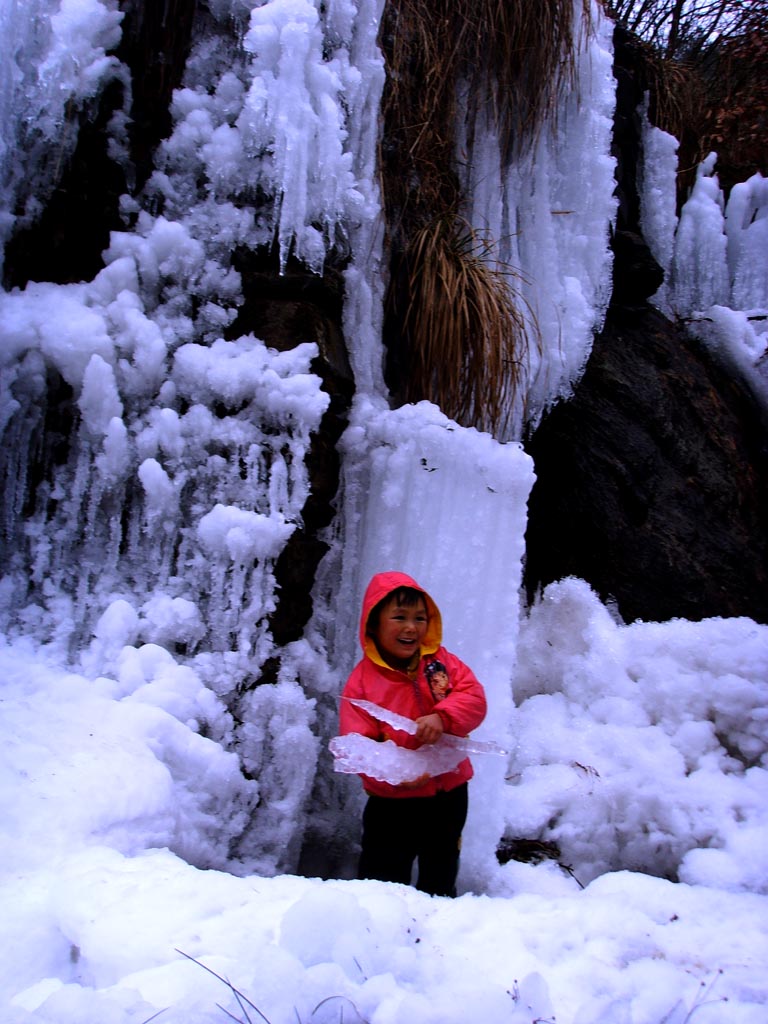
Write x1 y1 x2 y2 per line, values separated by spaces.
339 571 487 798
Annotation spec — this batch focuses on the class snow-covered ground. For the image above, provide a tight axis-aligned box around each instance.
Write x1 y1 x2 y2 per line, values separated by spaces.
2 580 767 1024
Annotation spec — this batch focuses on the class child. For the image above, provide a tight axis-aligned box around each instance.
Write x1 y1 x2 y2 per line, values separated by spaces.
339 570 487 897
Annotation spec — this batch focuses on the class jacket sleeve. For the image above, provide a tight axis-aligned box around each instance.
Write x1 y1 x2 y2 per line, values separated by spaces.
433 652 487 736
339 664 382 740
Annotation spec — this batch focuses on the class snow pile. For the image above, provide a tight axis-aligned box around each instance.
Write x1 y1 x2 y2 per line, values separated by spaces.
506 577 768 890
0 639 254 876
1 614 767 1023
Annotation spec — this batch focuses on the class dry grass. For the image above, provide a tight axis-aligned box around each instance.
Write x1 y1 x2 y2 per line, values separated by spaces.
641 44 698 140
380 0 586 434
381 0 591 234
609 2 768 200
398 215 537 436
629 17 768 205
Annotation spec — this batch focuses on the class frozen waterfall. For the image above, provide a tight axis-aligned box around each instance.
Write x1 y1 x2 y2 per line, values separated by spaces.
1 0 765 881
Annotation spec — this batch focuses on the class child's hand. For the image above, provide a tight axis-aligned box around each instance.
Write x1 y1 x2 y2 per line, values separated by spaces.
414 713 443 745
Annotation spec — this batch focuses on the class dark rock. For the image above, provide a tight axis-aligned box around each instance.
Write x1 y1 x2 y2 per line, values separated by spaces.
116 0 199 191
523 305 768 623
3 81 129 288
228 249 355 657
610 229 664 306
267 339 354 649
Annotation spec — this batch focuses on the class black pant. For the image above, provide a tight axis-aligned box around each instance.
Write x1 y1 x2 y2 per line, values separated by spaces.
358 784 468 897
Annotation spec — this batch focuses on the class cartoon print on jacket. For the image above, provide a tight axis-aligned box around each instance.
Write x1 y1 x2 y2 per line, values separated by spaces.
425 659 451 701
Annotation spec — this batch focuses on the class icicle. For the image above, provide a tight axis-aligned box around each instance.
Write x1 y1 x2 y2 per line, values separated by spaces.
342 697 509 755
671 154 729 315
727 173 768 311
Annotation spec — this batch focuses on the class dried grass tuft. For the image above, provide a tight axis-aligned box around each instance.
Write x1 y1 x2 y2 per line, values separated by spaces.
398 215 537 436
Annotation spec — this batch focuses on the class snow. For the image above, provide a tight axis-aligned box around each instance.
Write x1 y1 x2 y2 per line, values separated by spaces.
2 591 767 1023
0 0 767 1021
508 578 768 890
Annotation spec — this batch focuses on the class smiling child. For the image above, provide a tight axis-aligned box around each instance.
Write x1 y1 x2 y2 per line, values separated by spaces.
339 571 487 896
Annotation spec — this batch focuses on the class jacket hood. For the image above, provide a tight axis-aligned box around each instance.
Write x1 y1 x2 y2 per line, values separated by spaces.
359 571 442 666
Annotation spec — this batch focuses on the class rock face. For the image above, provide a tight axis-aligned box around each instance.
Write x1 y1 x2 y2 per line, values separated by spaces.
230 254 355 683
522 26 768 624
523 304 768 623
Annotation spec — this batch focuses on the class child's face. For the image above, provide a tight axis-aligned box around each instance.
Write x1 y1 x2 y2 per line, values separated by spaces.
373 595 428 667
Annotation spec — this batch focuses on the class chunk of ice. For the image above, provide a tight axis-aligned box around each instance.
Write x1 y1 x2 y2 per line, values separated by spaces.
328 734 466 784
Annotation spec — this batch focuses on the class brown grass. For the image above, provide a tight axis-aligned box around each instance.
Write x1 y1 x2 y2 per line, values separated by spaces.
608 2 768 200
379 0 587 434
381 0 591 235
398 215 537 436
